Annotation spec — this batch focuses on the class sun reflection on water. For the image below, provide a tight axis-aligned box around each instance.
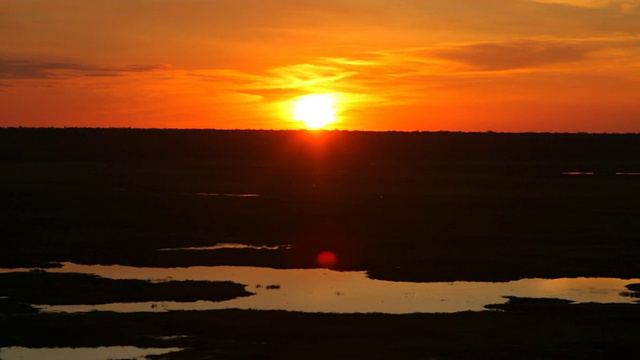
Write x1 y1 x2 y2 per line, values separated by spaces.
17 263 639 314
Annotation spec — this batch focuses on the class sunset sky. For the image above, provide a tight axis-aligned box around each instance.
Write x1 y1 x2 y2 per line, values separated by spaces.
1 0 639 132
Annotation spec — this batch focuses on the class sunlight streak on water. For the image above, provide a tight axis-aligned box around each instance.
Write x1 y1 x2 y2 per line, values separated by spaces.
561 171 640 176
156 243 289 251
0 346 182 360
191 193 261 197
25 263 640 314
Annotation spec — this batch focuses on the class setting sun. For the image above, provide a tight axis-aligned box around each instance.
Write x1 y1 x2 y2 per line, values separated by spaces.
292 94 338 129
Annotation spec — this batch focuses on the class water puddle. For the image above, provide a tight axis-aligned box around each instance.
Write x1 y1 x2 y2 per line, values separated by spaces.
190 193 261 197
157 243 289 251
0 346 182 360
562 172 640 176
561 172 595 176
11 263 638 314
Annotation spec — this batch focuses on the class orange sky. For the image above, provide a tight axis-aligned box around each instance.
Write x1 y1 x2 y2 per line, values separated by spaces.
1 0 639 132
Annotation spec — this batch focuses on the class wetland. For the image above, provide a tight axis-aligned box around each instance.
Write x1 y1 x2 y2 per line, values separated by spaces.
1 128 639 359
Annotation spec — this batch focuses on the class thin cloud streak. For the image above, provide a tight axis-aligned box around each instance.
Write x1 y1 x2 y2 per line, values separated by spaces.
0 59 170 80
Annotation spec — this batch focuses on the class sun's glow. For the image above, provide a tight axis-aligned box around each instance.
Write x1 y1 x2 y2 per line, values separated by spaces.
292 94 338 129
316 251 338 269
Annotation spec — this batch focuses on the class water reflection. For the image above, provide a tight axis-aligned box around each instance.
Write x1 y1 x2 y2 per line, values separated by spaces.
561 172 640 176
0 346 182 360
191 193 261 197
561 172 595 175
157 243 288 251
32 263 640 314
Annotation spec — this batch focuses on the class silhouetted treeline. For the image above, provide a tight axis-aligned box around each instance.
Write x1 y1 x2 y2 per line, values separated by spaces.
0 128 638 164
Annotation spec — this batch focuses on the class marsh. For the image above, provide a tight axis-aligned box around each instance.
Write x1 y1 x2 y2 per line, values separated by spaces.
1 129 639 359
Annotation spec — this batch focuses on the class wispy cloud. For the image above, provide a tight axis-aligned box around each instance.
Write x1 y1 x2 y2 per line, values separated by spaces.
170 34 639 118
529 0 640 11
427 40 592 71
0 59 170 80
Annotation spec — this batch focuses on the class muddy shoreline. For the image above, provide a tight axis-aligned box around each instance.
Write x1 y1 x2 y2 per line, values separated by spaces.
3 301 640 359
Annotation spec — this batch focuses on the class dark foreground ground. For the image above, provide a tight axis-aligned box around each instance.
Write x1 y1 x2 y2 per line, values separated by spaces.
2 299 640 360
1 128 639 358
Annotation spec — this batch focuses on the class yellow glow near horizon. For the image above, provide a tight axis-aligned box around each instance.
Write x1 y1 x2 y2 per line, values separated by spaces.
292 94 339 129
3 2 640 132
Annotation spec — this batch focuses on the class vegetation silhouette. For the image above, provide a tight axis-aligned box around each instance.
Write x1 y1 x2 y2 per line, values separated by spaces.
1 128 639 358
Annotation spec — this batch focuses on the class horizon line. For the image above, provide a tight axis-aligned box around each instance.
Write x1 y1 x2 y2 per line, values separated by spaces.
1 127 638 136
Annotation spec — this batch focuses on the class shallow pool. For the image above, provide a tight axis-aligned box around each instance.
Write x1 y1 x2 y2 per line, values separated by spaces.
15 262 638 314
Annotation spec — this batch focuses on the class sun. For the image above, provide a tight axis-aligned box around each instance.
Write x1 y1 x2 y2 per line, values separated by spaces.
292 94 338 129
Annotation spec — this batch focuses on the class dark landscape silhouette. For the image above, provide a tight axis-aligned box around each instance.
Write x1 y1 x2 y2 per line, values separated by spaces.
1 128 639 359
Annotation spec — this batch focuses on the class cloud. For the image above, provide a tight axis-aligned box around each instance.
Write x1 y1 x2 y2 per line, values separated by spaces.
0 59 170 80
177 36 633 113
191 63 361 102
427 40 593 71
529 0 639 10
